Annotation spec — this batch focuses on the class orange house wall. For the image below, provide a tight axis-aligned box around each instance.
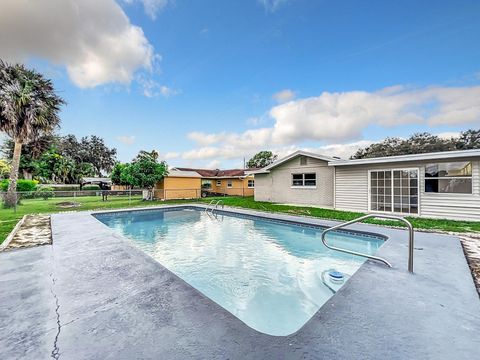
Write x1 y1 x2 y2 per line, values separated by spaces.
154 177 201 199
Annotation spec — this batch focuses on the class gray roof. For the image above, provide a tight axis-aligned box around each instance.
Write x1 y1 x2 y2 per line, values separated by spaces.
167 169 202 178
250 150 337 174
81 177 111 183
329 149 480 166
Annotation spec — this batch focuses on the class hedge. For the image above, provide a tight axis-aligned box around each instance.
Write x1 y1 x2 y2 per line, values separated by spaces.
0 179 38 192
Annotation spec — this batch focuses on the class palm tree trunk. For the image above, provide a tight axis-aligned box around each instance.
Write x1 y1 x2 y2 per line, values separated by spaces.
5 141 22 207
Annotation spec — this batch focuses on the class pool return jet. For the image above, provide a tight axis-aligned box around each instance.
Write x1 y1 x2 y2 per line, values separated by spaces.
321 214 414 273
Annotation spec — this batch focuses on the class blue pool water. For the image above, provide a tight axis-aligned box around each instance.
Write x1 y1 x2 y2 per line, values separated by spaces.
94 208 385 336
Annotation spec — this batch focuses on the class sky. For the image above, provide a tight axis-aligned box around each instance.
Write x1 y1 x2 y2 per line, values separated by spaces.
1 0 480 169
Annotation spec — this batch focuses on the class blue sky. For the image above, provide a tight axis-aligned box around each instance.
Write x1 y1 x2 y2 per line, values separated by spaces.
1 0 480 168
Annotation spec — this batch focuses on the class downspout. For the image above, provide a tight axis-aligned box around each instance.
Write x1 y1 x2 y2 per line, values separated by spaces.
333 166 336 210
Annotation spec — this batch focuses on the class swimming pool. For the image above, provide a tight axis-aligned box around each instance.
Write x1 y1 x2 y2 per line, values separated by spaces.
94 207 385 336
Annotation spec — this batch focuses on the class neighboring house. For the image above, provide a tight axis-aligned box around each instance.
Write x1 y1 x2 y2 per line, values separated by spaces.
154 169 202 200
252 149 480 221
154 168 255 200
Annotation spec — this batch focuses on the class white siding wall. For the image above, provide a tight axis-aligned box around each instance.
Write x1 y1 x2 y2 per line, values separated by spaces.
334 158 480 221
254 156 334 206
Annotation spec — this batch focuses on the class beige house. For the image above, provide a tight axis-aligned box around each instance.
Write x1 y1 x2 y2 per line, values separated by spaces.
252 149 480 221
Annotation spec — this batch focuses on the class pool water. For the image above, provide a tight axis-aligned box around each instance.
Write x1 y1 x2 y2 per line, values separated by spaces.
94 208 385 336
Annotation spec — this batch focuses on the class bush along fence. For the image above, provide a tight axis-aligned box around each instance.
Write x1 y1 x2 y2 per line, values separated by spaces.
0 187 253 211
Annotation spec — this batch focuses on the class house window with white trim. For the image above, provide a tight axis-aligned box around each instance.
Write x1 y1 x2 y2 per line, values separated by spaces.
425 162 472 194
216 180 222 186
248 179 254 188
291 173 316 187
227 180 233 188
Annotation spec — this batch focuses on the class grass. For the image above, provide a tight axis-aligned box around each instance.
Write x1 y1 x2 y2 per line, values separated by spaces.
202 196 480 234
0 195 193 244
1 195 479 244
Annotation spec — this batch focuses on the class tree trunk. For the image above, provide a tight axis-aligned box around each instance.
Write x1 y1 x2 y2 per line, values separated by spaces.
5 141 23 207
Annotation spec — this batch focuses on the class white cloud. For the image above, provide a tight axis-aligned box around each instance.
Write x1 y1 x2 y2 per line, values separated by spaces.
246 117 261 126
164 152 180 159
0 0 156 88
258 0 289 12
180 84 480 165
206 160 221 169
123 0 169 20
116 135 136 145
272 89 296 103
138 77 178 97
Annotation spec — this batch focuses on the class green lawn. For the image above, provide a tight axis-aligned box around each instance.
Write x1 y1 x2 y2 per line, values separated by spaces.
1 195 479 244
0 195 194 244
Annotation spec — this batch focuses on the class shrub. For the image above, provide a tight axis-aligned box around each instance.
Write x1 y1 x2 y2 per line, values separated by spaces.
0 179 38 192
82 185 100 190
36 187 55 200
48 185 81 191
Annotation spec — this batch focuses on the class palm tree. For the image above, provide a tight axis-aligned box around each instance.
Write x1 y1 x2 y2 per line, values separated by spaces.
0 61 65 206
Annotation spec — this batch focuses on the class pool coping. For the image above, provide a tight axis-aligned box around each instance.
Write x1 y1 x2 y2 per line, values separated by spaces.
1 203 479 359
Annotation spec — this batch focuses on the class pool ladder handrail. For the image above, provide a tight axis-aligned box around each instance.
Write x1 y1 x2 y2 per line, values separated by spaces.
204 199 224 215
321 214 414 273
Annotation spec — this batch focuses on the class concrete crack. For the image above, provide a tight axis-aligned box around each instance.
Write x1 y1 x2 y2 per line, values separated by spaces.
50 273 61 360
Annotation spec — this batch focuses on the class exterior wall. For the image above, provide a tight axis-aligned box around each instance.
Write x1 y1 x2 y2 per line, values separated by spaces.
154 177 201 200
207 176 254 197
334 157 480 221
254 156 334 207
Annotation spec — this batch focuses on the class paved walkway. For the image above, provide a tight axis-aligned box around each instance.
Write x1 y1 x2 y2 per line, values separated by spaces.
1 205 479 359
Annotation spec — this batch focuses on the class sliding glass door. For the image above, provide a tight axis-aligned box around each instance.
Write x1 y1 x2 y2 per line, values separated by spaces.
370 169 418 214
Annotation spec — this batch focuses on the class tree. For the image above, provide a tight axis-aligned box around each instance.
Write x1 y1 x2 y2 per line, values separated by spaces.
351 129 480 159
58 135 117 176
455 129 480 150
72 162 95 183
246 151 278 168
0 159 10 179
133 149 159 163
128 158 167 200
111 163 134 188
81 135 117 176
2 129 57 178
0 61 65 206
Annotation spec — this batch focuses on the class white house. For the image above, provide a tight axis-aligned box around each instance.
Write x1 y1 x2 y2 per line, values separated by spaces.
252 149 480 221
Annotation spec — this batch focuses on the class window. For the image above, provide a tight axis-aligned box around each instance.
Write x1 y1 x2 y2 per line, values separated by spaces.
227 180 233 188
216 180 222 186
299 156 308 165
201 180 212 189
370 169 418 214
425 162 472 194
291 173 316 187
248 179 254 188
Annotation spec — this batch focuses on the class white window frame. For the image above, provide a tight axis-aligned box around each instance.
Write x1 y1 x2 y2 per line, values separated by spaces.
247 179 254 188
368 168 420 216
216 180 222 186
424 162 473 195
227 180 233 188
291 173 317 189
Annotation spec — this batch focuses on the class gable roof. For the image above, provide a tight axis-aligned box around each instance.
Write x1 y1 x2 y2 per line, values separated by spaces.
250 150 338 174
329 149 480 166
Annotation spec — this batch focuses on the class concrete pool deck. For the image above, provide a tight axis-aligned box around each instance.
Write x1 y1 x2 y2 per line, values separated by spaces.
1 205 479 359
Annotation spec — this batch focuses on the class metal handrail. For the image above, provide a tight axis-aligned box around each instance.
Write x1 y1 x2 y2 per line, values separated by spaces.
204 199 224 215
204 199 216 213
214 200 224 211
321 214 414 273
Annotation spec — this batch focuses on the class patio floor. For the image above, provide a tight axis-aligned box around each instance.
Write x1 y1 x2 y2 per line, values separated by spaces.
1 205 479 359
